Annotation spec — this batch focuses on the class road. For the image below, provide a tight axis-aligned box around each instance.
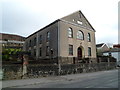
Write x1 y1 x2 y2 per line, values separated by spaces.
10 69 119 88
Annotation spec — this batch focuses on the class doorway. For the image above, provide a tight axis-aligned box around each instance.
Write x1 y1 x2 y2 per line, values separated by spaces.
77 47 82 59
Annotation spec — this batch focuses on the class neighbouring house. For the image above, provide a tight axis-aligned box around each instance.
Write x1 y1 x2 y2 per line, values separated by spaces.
96 43 109 52
0 33 25 49
96 43 109 56
103 44 120 66
24 10 97 64
1 33 26 62
113 44 120 48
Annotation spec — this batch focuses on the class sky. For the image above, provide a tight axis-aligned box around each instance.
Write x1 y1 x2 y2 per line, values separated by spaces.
1 0 119 44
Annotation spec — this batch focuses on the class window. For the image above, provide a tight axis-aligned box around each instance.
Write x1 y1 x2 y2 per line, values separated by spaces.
46 46 50 56
87 33 91 42
46 31 50 41
39 35 42 44
34 37 36 46
29 40 31 47
68 28 73 38
77 30 84 40
39 47 42 56
88 47 91 56
69 45 73 55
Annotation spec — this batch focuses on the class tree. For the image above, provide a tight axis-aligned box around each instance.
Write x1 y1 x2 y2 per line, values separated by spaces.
2 48 22 61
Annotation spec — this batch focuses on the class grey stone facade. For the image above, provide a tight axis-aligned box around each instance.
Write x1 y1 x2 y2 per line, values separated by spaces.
24 10 97 64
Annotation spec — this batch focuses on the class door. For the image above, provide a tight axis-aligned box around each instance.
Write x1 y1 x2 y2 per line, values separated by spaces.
78 47 82 59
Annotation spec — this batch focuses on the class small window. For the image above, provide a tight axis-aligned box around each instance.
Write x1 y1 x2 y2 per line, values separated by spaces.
34 37 36 46
88 47 91 56
77 30 84 40
68 28 73 38
39 47 42 57
87 33 91 42
46 31 50 42
46 46 50 56
39 35 42 44
77 21 82 25
69 45 73 55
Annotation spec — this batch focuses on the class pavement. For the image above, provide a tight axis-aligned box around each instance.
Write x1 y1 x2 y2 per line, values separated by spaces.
2 69 118 88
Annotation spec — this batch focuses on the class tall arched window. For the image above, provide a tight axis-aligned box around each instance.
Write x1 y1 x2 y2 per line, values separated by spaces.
34 37 36 46
68 28 73 38
87 33 91 42
77 30 84 40
46 31 50 41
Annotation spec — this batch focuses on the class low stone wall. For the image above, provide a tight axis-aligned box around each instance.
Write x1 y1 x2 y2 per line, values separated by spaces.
2 62 116 80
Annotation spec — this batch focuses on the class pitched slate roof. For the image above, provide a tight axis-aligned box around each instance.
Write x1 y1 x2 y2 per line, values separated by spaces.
96 43 105 48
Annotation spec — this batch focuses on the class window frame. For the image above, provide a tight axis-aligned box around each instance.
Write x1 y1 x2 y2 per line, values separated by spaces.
46 31 50 42
68 27 73 38
87 33 91 42
34 37 36 46
39 35 42 44
88 47 91 56
77 30 84 40
69 44 73 55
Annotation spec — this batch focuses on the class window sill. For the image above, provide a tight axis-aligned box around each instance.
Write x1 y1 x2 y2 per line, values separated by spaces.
69 54 73 56
76 39 84 40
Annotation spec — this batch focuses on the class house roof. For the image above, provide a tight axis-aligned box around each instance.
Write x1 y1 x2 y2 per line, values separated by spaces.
113 44 120 48
96 43 105 48
0 33 25 41
26 19 60 39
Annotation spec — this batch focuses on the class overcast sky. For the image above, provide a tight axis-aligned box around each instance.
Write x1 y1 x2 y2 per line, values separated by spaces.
1 0 119 44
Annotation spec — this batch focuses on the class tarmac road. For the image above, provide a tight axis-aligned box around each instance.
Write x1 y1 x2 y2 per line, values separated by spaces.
4 69 118 88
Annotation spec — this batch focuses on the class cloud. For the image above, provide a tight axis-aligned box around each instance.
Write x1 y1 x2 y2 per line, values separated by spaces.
1 0 119 44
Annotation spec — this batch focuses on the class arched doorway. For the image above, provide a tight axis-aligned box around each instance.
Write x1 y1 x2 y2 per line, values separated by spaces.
77 47 83 60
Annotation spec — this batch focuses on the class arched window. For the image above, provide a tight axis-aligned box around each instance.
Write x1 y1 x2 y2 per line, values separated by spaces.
68 28 73 38
46 31 50 41
77 30 84 40
34 37 36 46
87 33 91 42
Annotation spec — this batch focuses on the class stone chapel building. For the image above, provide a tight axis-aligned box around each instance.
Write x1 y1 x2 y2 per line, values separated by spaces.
24 10 97 64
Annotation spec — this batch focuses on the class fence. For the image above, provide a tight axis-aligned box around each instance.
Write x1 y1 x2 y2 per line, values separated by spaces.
2 62 116 80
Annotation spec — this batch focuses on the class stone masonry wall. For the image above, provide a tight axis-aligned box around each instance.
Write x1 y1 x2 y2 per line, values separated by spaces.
2 62 116 80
